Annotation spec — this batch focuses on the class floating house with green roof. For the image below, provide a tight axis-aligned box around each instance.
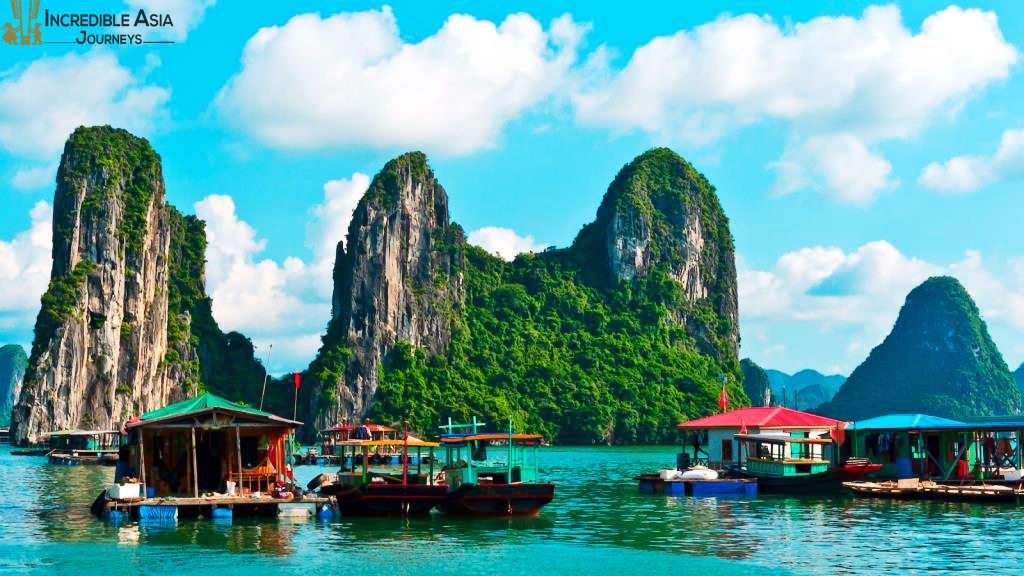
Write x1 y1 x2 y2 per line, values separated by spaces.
124 393 302 501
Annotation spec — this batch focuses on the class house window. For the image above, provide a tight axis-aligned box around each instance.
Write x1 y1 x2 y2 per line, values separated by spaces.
722 439 733 462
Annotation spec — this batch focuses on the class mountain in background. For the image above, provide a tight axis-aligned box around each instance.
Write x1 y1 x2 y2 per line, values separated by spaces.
816 276 1019 421
0 344 27 427
741 358 772 407
301 148 744 444
765 369 846 411
1016 362 1024 404
11 127 266 445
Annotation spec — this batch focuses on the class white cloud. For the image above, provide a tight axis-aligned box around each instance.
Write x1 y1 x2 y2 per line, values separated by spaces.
740 241 1024 373
920 128 1024 193
10 162 56 190
195 174 369 371
574 5 1017 204
124 0 216 41
467 227 548 261
0 201 53 342
772 134 895 205
0 50 170 161
306 173 370 263
216 8 586 155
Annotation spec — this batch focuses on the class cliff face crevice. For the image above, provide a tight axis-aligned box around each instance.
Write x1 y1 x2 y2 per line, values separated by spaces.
12 127 195 444
317 152 465 426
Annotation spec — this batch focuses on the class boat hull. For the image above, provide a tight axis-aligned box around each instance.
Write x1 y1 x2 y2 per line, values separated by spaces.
440 483 555 516
728 463 882 493
322 483 447 516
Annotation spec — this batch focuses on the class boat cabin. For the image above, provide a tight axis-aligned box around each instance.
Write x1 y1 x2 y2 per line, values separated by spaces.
125 393 301 498
439 419 542 490
737 434 833 477
320 421 398 456
676 407 846 469
48 429 121 452
333 439 439 489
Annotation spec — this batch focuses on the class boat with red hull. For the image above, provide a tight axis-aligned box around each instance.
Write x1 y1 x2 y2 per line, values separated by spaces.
438 418 554 516
309 437 445 516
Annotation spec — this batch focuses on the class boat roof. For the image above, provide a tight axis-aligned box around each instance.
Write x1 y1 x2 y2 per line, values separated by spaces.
322 424 397 433
734 433 833 445
129 393 301 428
48 429 119 436
851 414 966 431
440 433 543 443
358 439 439 448
677 407 846 430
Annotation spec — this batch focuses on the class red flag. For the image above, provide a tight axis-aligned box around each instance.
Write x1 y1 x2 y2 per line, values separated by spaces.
739 416 747 435
294 372 300 390
718 384 729 411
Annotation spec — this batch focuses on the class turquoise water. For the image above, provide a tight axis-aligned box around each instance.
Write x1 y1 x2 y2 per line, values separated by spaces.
1 445 1020 575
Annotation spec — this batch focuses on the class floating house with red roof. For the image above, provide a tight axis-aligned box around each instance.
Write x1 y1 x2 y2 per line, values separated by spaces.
676 407 847 469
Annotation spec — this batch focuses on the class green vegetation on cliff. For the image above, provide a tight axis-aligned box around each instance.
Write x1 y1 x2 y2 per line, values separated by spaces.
367 149 744 444
741 359 771 407
28 259 95 372
817 276 1019 421
62 126 162 262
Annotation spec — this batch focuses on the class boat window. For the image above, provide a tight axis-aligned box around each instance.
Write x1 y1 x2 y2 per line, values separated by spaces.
472 441 488 461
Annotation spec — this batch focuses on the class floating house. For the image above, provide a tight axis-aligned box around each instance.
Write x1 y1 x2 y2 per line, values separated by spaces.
676 407 847 469
126 393 300 497
97 393 330 520
848 413 1023 481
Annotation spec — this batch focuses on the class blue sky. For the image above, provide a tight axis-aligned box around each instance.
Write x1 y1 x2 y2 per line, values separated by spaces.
1 1 1023 375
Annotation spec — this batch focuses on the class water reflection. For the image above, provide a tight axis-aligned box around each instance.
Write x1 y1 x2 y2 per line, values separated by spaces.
4 445 1024 574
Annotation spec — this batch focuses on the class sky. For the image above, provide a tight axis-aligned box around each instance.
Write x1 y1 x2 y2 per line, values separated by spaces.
1 1 1023 376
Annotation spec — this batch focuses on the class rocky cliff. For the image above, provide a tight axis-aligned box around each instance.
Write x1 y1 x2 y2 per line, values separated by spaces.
0 344 27 427
11 127 264 445
310 148 742 443
312 152 465 427
571 148 739 363
817 276 1019 421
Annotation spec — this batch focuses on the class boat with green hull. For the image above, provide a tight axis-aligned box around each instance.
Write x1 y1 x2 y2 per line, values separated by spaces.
726 434 880 492
438 418 554 516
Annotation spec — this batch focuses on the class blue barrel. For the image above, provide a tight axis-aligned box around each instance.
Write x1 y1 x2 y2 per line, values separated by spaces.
210 507 232 519
895 458 913 479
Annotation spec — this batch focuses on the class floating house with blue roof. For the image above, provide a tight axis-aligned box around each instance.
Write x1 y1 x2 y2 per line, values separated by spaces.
848 413 1023 481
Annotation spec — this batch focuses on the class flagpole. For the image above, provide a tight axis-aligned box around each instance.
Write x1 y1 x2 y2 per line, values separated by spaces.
293 372 300 421
259 344 273 411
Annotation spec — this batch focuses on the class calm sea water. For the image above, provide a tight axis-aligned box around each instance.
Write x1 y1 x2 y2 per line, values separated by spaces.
0 445 1020 575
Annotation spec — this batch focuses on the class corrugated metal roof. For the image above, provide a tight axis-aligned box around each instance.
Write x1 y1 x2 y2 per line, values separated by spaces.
130 393 301 427
850 414 965 431
676 407 845 429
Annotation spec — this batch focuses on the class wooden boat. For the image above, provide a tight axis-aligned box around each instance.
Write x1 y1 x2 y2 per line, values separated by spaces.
843 478 931 498
726 434 881 492
310 435 446 516
437 418 554 516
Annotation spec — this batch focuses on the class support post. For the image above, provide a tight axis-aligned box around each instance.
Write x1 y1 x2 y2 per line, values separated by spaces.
362 444 368 484
139 431 147 499
429 447 435 485
191 428 199 498
236 426 243 496
403 421 409 487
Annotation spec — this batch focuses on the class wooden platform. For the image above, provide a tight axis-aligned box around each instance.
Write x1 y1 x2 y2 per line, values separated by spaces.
105 495 331 509
844 479 1024 502
637 474 757 496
